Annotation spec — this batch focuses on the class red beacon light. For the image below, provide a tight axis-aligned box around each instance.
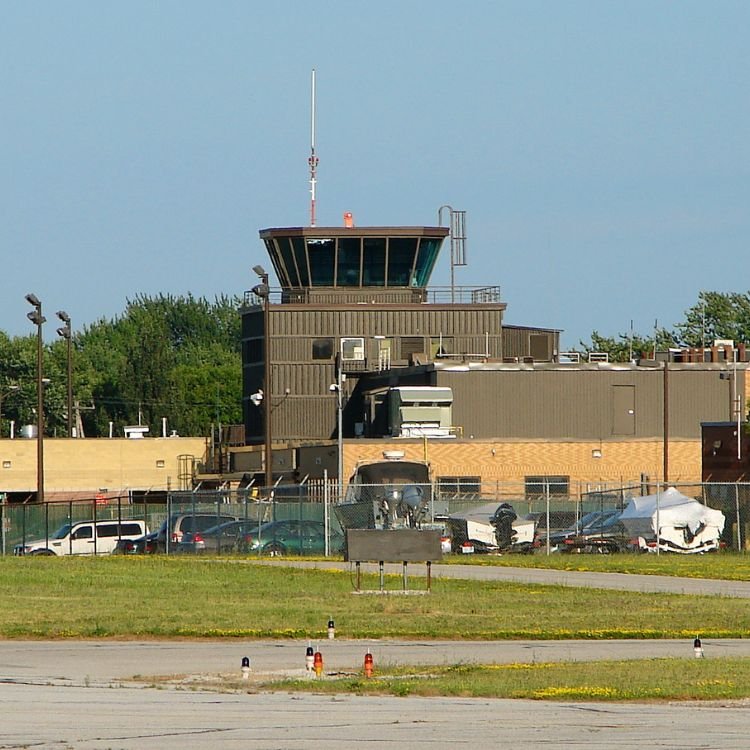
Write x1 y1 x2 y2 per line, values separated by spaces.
313 650 324 678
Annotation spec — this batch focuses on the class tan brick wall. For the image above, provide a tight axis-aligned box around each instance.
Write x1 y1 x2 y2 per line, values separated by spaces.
0 435 702 500
342 438 702 490
0 438 206 496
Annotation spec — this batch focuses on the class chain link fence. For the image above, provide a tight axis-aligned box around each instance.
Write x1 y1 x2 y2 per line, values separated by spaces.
2 480 749 556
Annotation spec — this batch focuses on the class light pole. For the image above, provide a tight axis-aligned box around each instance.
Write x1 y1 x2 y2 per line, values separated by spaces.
25 293 45 503
252 265 273 492
56 310 73 437
329 354 345 501
662 360 669 487
0 385 20 437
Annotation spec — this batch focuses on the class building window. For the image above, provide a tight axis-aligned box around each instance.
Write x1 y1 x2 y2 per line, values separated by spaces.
437 476 481 500
525 475 569 499
312 338 334 360
341 337 365 361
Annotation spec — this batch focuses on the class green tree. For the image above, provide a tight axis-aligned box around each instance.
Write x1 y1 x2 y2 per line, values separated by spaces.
71 293 242 437
674 291 750 348
579 328 676 362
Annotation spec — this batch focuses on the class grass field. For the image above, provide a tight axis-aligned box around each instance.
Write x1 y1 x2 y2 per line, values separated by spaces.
2 555 749 639
236 657 750 701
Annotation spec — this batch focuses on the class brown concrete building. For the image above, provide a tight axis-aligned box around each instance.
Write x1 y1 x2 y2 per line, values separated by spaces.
238 221 748 494
2 221 746 502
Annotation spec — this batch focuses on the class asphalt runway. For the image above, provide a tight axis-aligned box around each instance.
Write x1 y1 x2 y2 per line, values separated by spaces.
3 680 750 750
3 639 750 749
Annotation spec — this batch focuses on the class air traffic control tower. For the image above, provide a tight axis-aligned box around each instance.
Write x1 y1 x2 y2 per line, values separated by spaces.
240 218 512 470
260 224 449 302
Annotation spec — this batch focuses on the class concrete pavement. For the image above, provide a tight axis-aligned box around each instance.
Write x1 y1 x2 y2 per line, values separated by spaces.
2 680 749 749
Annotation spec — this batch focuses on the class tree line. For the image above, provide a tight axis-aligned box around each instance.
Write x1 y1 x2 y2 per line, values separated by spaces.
0 294 242 439
580 291 750 362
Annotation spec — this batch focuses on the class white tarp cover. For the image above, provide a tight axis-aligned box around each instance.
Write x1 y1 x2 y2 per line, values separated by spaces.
619 486 725 553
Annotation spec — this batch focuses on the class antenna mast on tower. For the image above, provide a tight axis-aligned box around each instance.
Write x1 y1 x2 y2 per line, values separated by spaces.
308 69 319 227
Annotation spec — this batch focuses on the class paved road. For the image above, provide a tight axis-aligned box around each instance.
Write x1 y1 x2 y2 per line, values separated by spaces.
257 559 750 597
2 639 750 749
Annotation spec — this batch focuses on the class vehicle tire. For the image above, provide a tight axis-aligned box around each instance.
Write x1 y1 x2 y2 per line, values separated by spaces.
32 549 55 556
263 542 286 557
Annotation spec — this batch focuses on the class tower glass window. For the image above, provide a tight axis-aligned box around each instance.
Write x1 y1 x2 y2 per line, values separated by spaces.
362 238 386 286
413 238 443 287
307 238 335 285
387 237 418 286
337 236 362 286
259 227 449 290
291 237 310 287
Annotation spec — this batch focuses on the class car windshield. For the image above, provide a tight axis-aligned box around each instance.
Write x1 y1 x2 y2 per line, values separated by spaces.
51 524 73 540
556 512 601 535
582 511 620 532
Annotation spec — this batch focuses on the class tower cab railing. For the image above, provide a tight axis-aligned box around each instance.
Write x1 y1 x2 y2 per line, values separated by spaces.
242 285 501 308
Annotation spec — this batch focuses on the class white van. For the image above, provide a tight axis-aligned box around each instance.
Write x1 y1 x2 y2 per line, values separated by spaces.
14 519 148 556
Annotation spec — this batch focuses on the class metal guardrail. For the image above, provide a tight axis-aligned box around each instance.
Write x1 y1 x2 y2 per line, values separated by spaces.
242 285 502 307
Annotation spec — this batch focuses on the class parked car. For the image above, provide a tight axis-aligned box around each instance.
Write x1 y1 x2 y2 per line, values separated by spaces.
154 512 239 552
539 511 611 551
560 510 631 554
112 513 238 554
112 531 159 554
14 519 148 556
244 519 342 556
177 520 263 554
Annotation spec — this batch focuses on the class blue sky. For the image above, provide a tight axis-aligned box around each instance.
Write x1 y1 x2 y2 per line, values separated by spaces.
1 2 748 350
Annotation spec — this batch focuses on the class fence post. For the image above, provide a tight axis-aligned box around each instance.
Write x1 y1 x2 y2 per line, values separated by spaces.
655 480 661 557
93 497 98 556
545 481 550 556
166 491 173 554
736 483 742 552
323 469 330 557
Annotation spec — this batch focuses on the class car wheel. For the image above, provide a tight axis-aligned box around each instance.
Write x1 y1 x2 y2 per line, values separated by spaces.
32 549 55 556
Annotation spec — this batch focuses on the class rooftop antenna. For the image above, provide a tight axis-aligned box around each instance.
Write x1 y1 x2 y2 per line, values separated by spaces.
308 69 319 227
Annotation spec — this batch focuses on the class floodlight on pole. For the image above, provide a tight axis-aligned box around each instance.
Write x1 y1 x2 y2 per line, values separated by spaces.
25 293 45 503
253 266 272 492
330 353 345 501
56 310 73 437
